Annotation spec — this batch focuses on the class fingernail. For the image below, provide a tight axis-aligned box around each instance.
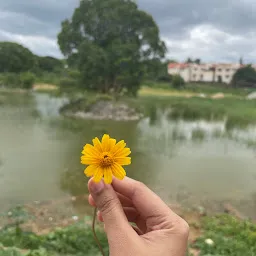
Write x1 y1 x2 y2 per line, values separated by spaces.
90 180 104 194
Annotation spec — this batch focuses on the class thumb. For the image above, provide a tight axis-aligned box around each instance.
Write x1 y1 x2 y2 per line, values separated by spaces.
88 179 134 239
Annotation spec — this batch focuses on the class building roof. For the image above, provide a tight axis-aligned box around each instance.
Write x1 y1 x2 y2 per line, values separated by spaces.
168 63 189 69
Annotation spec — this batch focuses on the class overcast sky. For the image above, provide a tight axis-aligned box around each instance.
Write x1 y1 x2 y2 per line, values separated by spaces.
0 0 255 63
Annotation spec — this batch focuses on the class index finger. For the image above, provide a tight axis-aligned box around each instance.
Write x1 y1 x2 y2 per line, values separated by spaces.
112 177 179 227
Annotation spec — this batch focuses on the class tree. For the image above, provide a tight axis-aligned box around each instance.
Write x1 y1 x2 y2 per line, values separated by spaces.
231 65 256 88
186 57 201 64
37 56 63 73
194 58 201 65
57 0 166 95
186 58 193 64
172 74 185 89
0 42 35 73
20 72 35 89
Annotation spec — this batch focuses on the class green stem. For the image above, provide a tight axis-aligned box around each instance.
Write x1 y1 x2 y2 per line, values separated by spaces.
92 207 105 256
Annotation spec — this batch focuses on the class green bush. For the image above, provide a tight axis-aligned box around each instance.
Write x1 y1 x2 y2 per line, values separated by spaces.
59 77 78 88
20 72 35 89
67 69 81 80
172 74 185 89
0 72 35 89
0 73 20 87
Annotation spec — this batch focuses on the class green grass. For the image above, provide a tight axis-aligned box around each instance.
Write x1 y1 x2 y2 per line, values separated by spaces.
141 82 255 97
194 214 256 256
0 221 108 256
132 95 256 129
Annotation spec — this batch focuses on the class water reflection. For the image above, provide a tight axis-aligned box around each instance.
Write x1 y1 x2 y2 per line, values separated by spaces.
0 92 256 218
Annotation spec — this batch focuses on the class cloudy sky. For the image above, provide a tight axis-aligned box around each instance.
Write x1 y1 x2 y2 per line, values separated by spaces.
0 0 255 63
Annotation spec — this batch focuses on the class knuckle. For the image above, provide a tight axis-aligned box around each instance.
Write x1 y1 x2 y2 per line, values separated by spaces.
177 218 190 237
99 195 119 216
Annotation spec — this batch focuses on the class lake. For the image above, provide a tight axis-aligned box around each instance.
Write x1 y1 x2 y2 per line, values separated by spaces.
0 92 256 218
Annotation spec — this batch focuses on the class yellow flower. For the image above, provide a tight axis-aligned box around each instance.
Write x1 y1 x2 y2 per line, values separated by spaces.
81 134 131 184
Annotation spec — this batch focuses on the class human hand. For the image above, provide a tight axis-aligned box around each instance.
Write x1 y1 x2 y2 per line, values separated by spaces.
88 177 189 256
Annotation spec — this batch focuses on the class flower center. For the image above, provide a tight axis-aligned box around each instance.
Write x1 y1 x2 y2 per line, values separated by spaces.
100 152 114 167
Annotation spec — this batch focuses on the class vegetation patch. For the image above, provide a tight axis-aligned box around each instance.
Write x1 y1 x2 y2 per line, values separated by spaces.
0 222 108 256
194 214 256 256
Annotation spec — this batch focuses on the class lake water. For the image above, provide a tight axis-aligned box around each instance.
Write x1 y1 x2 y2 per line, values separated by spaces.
0 92 256 218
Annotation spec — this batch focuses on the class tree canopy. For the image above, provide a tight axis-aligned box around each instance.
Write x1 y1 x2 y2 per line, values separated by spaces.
57 0 166 95
186 58 201 64
0 42 36 73
231 65 256 88
36 56 63 73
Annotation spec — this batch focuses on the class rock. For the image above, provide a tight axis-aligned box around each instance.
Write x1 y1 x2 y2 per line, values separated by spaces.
247 92 256 100
205 238 214 246
72 216 79 221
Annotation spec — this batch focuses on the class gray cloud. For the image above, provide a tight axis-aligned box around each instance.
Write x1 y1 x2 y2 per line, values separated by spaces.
0 0 255 62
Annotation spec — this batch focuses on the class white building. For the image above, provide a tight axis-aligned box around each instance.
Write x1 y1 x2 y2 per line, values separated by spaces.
168 63 243 84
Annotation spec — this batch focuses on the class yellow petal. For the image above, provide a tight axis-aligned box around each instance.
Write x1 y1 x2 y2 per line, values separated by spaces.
93 168 103 183
84 165 97 177
104 167 113 184
115 157 131 166
93 137 103 153
82 144 99 157
112 163 126 180
109 139 116 151
101 134 110 151
115 148 131 157
111 140 126 155
81 156 99 165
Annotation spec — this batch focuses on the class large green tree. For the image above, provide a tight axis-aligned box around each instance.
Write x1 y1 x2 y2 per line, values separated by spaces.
57 0 166 95
231 65 256 88
0 42 35 73
36 56 63 73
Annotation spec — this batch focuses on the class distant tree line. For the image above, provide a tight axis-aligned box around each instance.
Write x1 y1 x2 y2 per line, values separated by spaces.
0 42 63 74
1 0 256 92
0 41 64 89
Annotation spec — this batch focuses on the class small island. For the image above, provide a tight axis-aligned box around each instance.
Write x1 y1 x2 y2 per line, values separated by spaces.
60 96 144 121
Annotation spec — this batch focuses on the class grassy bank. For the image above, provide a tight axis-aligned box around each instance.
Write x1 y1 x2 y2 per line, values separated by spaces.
166 97 256 129
128 93 256 129
141 82 255 97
